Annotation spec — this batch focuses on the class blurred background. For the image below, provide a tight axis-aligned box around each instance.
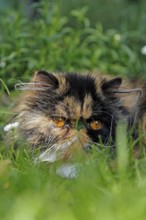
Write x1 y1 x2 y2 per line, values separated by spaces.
0 0 146 87
0 0 146 122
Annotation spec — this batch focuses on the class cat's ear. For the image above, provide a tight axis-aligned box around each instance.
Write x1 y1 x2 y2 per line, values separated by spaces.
101 77 142 96
34 71 59 88
101 77 142 110
101 77 122 93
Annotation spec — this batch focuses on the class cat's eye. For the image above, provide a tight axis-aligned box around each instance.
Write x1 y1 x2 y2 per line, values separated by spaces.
53 117 66 128
89 120 102 131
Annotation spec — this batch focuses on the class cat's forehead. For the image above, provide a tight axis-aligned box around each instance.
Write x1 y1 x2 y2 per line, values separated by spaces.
53 73 97 96
65 73 96 97
28 72 105 119
55 94 93 119
53 73 98 119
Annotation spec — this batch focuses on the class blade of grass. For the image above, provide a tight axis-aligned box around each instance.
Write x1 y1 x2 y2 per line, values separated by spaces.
0 79 10 95
116 122 129 177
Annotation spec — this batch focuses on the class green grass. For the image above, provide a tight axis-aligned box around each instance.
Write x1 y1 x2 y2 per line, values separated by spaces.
1 1 146 219
0 139 146 220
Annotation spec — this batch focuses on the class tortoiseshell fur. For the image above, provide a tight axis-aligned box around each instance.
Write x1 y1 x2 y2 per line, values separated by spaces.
7 71 146 161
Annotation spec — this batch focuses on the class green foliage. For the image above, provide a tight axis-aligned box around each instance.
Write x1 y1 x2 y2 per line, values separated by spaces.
0 1 146 90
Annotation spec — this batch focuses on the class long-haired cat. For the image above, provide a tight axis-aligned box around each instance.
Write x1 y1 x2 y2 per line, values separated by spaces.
5 71 146 163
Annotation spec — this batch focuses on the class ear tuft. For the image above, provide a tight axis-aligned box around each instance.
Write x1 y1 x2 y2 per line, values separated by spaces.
101 77 122 92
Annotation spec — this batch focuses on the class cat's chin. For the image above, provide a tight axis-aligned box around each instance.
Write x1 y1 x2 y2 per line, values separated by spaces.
34 134 92 164
34 137 85 179
34 136 78 163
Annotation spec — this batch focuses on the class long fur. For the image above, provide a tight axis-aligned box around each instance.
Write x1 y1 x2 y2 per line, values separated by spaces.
6 71 146 161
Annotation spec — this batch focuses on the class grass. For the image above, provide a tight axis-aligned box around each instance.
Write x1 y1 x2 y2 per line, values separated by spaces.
0 79 10 95
0 139 146 220
1 1 146 219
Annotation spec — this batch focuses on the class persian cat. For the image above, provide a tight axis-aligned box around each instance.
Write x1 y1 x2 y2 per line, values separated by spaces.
5 71 146 163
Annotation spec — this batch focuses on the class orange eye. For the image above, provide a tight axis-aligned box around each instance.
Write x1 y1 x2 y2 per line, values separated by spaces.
89 120 102 131
53 117 66 128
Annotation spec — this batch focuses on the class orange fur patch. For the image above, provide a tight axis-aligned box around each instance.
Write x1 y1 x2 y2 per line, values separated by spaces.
63 96 81 119
82 94 93 119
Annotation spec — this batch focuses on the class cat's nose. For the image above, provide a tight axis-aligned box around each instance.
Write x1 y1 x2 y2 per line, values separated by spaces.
75 119 86 131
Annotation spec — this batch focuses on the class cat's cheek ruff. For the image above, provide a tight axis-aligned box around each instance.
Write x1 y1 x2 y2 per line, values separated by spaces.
35 129 90 163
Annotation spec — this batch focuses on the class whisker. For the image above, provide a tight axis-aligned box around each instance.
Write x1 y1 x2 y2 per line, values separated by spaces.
15 82 50 91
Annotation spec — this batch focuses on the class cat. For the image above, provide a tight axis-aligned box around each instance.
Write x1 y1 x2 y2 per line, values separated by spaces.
5 71 146 163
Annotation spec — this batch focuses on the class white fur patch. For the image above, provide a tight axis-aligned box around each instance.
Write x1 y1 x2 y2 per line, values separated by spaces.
56 163 78 179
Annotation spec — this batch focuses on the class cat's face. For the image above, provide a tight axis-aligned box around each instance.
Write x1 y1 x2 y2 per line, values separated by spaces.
16 71 130 161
